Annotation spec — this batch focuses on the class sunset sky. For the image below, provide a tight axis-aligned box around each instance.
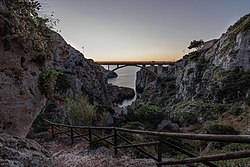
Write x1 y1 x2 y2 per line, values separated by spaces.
39 0 250 61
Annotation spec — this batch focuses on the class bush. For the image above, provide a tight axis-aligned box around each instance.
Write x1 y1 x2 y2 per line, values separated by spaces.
184 112 198 125
125 103 164 130
123 121 145 130
228 105 242 116
55 73 71 93
65 96 97 126
188 39 204 50
38 70 70 97
136 103 165 130
206 124 239 135
38 70 61 97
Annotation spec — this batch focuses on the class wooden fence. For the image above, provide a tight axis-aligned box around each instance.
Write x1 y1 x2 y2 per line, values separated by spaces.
43 119 250 167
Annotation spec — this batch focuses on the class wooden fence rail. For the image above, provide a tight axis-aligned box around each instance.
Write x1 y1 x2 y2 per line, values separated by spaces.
43 119 250 167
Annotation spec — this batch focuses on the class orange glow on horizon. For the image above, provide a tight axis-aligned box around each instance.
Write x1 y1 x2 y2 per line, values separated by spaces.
87 54 181 62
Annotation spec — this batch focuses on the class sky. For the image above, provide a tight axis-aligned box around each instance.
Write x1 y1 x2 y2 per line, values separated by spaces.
38 0 250 61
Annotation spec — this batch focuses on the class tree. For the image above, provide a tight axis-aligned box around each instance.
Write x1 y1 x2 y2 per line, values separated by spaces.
188 39 204 50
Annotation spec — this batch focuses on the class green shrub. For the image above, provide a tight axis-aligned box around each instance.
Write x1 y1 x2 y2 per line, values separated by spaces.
125 103 165 130
38 70 70 97
223 143 250 152
182 112 198 126
188 40 204 50
201 142 250 166
38 70 62 97
136 103 165 129
228 105 242 116
214 69 250 103
206 124 239 135
123 121 145 130
65 96 97 126
227 13 250 33
189 51 202 61
55 73 71 93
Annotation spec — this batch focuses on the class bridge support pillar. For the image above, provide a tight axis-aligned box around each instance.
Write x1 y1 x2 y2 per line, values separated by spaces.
157 65 163 75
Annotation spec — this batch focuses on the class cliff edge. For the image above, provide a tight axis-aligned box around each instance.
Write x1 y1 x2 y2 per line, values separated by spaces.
135 13 250 133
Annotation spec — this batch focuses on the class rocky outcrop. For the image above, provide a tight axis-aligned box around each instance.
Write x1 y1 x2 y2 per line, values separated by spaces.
0 132 53 167
157 120 179 132
109 85 135 104
175 14 250 103
48 32 112 106
135 66 157 93
107 71 118 79
99 66 118 79
0 1 50 137
0 1 131 138
134 13 250 132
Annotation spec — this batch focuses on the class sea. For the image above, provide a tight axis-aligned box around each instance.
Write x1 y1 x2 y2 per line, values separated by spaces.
102 65 140 107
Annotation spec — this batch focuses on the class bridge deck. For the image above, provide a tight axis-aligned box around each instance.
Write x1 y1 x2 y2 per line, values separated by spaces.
95 60 175 65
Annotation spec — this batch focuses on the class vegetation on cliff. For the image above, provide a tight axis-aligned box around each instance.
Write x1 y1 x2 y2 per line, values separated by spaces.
119 13 250 165
38 69 70 98
2 1 250 166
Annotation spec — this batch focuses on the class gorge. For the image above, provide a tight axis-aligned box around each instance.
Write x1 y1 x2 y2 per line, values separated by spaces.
0 0 250 166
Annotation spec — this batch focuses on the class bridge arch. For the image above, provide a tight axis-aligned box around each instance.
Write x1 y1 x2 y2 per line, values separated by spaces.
110 65 158 77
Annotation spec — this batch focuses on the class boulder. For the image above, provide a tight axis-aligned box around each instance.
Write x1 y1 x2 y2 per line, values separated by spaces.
99 66 118 79
157 120 180 132
0 133 53 167
109 85 135 104
107 71 118 79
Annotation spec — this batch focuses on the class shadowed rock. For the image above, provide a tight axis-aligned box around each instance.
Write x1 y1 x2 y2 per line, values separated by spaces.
0 133 53 167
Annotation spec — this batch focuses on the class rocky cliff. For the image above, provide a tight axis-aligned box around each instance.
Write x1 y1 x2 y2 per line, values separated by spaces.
0 0 133 138
135 13 250 133
0 1 49 138
0 132 53 167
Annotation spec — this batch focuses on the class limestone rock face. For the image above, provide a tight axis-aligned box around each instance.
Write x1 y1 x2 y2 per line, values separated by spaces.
175 14 250 102
134 13 250 131
135 66 157 93
207 32 250 72
0 132 53 167
137 13 250 104
48 32 112 106
0 1 134 138
0 2 49 137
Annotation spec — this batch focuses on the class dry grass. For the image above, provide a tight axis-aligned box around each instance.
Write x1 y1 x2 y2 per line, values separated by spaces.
65 96 96 126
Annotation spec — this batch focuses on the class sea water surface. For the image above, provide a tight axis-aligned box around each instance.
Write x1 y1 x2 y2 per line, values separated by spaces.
103 65 140 107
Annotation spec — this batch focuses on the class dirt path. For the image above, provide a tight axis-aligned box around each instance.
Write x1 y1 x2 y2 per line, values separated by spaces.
40 137 157 167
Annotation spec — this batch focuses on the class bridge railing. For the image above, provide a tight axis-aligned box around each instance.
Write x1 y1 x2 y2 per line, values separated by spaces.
43 119 250 167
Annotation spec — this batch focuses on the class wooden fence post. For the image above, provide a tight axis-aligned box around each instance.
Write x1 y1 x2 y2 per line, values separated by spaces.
89 129 92 147
157 137 163 167
51 124 55 139
114 128 118 155
70 127 74 144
